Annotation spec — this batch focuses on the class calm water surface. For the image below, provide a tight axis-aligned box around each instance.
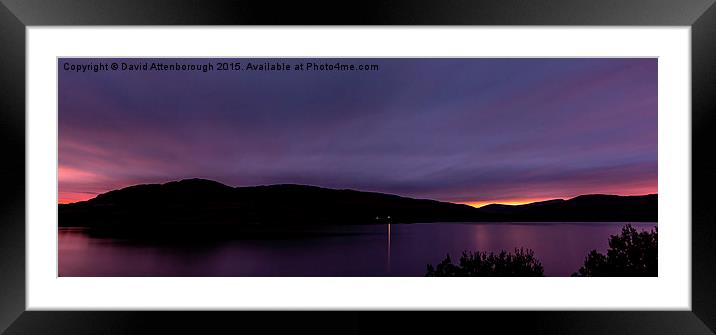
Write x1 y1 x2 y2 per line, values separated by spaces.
58 222 656 277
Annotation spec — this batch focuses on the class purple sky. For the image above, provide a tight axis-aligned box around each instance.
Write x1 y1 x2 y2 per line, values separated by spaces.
58 58 657 206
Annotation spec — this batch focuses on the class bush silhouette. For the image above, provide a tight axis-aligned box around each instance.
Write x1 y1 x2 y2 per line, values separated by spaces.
573 224 657 277
426 248 544 276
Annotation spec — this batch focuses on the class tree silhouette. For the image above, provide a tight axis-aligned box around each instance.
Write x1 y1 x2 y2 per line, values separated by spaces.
426 248 544 276
573 224 657 276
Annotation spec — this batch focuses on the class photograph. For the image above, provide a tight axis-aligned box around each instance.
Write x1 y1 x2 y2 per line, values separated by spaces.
57 57 658 277
4 0 715 333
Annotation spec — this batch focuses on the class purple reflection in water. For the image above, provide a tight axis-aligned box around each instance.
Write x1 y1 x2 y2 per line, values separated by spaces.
58 222 656 277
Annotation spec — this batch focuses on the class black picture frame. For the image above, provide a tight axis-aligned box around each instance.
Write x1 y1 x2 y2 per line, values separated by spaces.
1 1 715 334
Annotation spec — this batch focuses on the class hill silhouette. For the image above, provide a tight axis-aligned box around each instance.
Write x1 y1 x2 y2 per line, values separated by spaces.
479 194 658 222
59 178 657 229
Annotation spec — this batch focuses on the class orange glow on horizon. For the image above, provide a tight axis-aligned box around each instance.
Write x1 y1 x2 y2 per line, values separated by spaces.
58 165 104 204
458 191 657 208
459 198 554 208
58 192 96 204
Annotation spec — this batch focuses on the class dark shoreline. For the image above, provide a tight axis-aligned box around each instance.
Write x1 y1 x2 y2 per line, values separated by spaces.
59 221 658 242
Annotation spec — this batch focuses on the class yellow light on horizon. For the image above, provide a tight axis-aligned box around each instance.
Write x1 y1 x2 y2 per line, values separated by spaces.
458 198 552 208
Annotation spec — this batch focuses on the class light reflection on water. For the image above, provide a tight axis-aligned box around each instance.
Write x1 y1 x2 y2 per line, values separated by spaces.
58 222 656 277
